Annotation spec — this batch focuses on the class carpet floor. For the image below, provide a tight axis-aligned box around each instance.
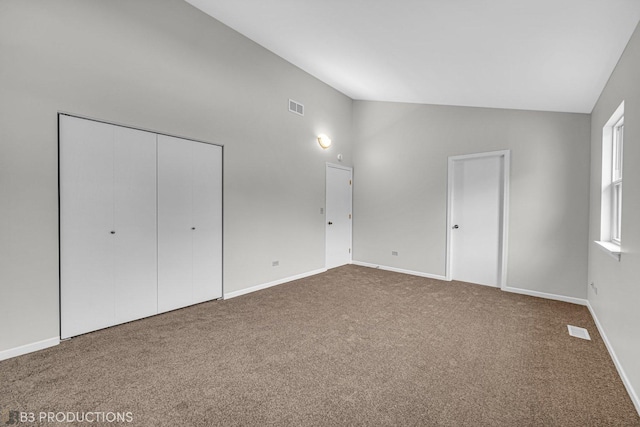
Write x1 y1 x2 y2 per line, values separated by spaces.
2 265 639 426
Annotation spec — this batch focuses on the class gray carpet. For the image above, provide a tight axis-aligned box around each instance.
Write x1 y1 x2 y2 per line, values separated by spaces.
2 265 639 426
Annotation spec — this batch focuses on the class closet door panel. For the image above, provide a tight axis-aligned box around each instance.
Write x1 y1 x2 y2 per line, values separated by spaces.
192 143 223 302
157 135 193 313
60 116 116 339
113 127 158 323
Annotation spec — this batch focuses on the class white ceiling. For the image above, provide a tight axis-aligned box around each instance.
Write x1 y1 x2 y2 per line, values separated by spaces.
185 0 640 113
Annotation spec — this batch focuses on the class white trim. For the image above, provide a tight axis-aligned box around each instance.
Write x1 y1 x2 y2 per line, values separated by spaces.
446 149 511 162
600 101 625 243
326 162 352 172
594 240 622 261
223 268 327 300
502 286 587 306
351 260 448 281
0 337 60 361
58 112 223 148
587 301 640 416
325 163 353 269
446 150 510 289
352 261 592 308
501 152 511 289
352 261 587 306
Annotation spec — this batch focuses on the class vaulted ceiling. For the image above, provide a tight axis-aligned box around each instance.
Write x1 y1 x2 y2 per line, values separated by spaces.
185 0 640 113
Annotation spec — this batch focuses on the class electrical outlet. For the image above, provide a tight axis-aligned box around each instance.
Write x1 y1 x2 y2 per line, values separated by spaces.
590 282 597 295
272 261 279 267
320 207 324 214
392 251 398 256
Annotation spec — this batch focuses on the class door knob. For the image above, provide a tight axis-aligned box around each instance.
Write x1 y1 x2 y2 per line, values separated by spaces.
110 231 116 234
452 225 459 229
328 221 333 225
191 227 196 230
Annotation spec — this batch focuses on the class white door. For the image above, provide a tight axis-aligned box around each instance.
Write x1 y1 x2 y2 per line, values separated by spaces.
448 152 508 287
158 135 223 313
113 126 158 324
158 135 194 312
192 142 223 302
60 116 157 338
61 117 116 338
326 164 352 269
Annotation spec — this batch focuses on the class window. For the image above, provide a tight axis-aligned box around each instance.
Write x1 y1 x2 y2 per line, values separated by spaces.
597 101 624 260
611 116 623 244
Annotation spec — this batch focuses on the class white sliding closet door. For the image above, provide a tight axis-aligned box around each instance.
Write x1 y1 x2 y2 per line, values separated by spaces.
157 135 222 313
60 116 157 339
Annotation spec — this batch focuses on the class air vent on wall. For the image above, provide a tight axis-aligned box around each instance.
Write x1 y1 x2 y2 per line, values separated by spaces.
289 99 304 116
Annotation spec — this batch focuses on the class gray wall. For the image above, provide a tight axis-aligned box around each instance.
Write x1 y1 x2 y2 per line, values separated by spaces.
2 2 628 395
0 0 352 352
588 22 640 405
352 101 590 297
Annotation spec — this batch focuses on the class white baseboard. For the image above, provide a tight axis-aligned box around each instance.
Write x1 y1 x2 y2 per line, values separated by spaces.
351 260 448 281
587 301 640 416
0 337 60 362
223 268 327 300
352 261 588 307
501 286 587 306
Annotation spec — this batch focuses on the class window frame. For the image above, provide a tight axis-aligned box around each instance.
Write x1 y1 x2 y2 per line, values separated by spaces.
597 100 624 260
610 116 623 245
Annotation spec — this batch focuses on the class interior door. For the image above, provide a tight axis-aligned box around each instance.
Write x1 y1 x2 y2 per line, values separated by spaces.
326 164 352 269
450 154 505 287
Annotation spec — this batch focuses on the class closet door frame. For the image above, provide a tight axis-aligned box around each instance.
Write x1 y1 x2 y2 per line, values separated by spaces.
58 113 224 338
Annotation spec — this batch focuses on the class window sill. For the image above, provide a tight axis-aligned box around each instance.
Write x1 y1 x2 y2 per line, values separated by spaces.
594 241 621 261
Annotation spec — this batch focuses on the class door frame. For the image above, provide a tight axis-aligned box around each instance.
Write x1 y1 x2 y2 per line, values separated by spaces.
445 150 510 289
325 163 353 269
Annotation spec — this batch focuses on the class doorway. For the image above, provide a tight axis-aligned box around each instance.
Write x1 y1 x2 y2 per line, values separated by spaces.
446 150 510 288
325 163 352 269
